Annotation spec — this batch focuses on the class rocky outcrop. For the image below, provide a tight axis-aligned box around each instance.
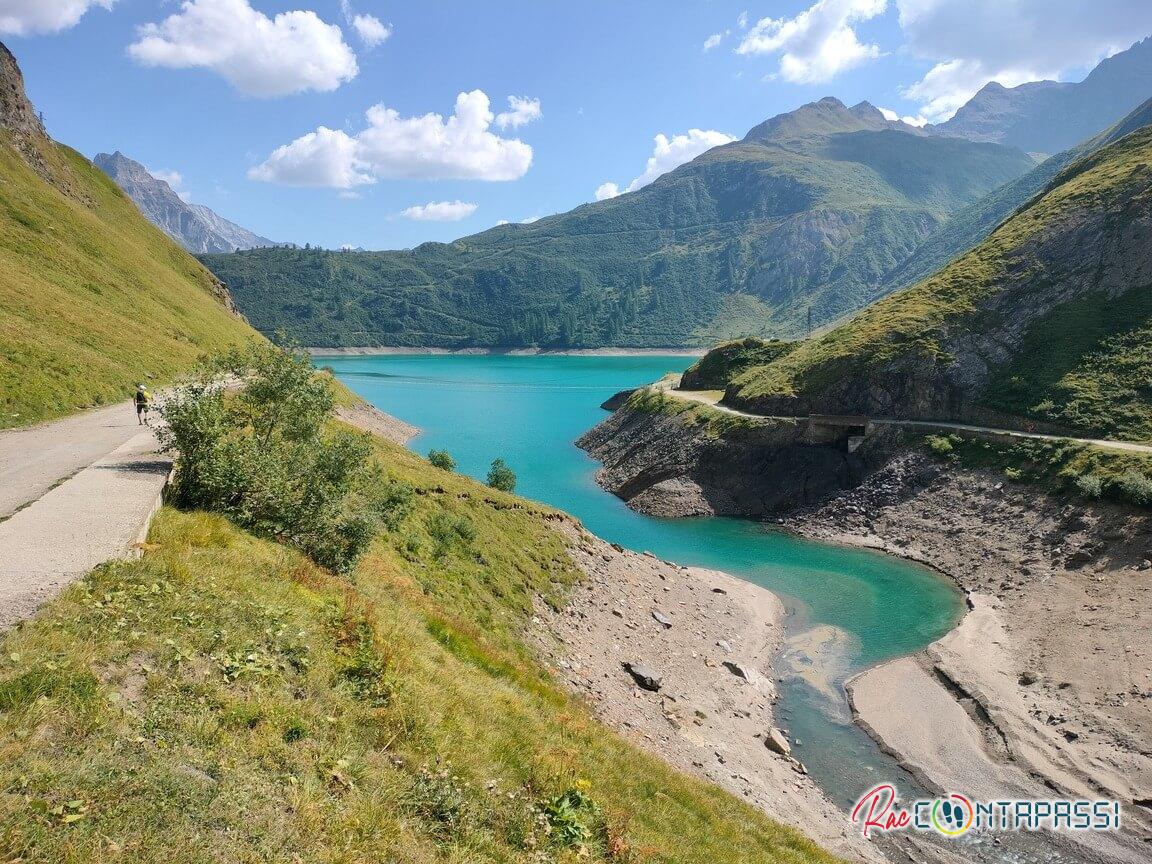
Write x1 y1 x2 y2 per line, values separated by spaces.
577 399 895 518
0 41 51 181
94 151 276 254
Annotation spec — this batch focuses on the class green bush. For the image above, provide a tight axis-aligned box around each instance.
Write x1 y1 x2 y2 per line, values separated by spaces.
924 434 956 458
1074 473 1104 499
1117 470 1152 505
158 342 389 572
428 449 456 471
486 458 517 493
540 788 605 853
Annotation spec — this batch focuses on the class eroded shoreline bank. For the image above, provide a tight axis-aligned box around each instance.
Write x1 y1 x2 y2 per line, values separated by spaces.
577 398 1152 860
533 520 885 863
788 454 1152 858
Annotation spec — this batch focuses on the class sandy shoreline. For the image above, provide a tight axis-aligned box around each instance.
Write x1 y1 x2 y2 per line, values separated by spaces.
308 346 705 357
788 453 1152 861
534 520 885 863
336 401 420 445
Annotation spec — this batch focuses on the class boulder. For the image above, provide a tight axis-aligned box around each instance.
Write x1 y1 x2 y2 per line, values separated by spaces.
723 660 754 681
623 662 662 691
764 727 791 756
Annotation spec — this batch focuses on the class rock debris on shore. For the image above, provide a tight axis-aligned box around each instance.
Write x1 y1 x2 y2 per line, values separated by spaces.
531 521 885 863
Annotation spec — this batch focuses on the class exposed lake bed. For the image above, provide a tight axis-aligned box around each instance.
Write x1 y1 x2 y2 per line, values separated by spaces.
321 353 1151 863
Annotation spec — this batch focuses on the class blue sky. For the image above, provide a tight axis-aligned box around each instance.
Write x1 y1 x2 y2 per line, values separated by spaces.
5 1 1152 250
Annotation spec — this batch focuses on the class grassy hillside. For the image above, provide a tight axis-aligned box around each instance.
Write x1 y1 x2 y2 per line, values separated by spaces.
680 337 796 391
202 99 1033 350
718 124 1152 445
0 431 839 864
0 136 254 428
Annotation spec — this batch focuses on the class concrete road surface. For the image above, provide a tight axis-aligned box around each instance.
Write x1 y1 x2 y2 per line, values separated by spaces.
0 400 155 519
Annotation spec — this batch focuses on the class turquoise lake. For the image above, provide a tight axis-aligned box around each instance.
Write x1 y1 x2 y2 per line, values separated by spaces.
322 353 964 808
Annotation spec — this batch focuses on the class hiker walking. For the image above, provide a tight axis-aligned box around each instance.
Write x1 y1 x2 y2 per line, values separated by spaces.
134 384 152 425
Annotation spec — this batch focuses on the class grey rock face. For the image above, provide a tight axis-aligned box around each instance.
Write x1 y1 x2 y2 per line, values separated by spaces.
93 151 276 254
0 41 51 180
578 402 885 519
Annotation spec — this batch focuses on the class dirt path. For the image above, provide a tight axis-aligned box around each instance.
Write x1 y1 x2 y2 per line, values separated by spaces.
664 386 1152 455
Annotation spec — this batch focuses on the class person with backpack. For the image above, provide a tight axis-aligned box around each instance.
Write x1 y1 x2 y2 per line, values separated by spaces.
134 384 152 425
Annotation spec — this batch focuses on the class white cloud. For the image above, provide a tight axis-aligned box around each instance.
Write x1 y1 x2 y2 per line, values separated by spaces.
737 11 749 29
902 58 1039 121
250 126 373 188
877 105 928 126
627 129 735 192
351 13 389 47
250 90 535 188
736 0 887 84
896 0 1152 121
338 1 389 47
495 219 510 226
594 128 735 202
128 0 358 97
495 96 542 129
401 200 478 222
150 167 192 201
594 181 620 201
703 32 726 51
0 0 113 34
521 216 540 224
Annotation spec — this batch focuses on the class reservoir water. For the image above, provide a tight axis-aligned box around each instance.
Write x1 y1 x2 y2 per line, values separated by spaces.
322 353 965 809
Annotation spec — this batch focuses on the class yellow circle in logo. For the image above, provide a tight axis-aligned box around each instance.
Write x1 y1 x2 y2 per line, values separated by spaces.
930 794 974 837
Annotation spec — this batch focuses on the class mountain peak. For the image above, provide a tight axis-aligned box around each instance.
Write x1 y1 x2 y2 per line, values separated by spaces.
933 35 1152 152
95 151 277 254
743 95 896 143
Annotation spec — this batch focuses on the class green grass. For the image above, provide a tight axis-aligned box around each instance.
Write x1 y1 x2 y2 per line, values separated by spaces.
680 337 796 390
920 433 1152 507
0 435 840 864
0 136 255 428
724 125 1152 443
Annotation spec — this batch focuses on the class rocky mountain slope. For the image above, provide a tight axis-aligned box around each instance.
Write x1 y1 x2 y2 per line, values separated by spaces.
884 97 1152 294
719 119 1152 445
202 98 1034 349
931 37 1152 155
94 151 276 253
0 41 256 427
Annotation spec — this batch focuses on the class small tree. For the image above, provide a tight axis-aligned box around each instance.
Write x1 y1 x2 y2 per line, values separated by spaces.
428 449 456 472
486 458 516 493
158 342 387 572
